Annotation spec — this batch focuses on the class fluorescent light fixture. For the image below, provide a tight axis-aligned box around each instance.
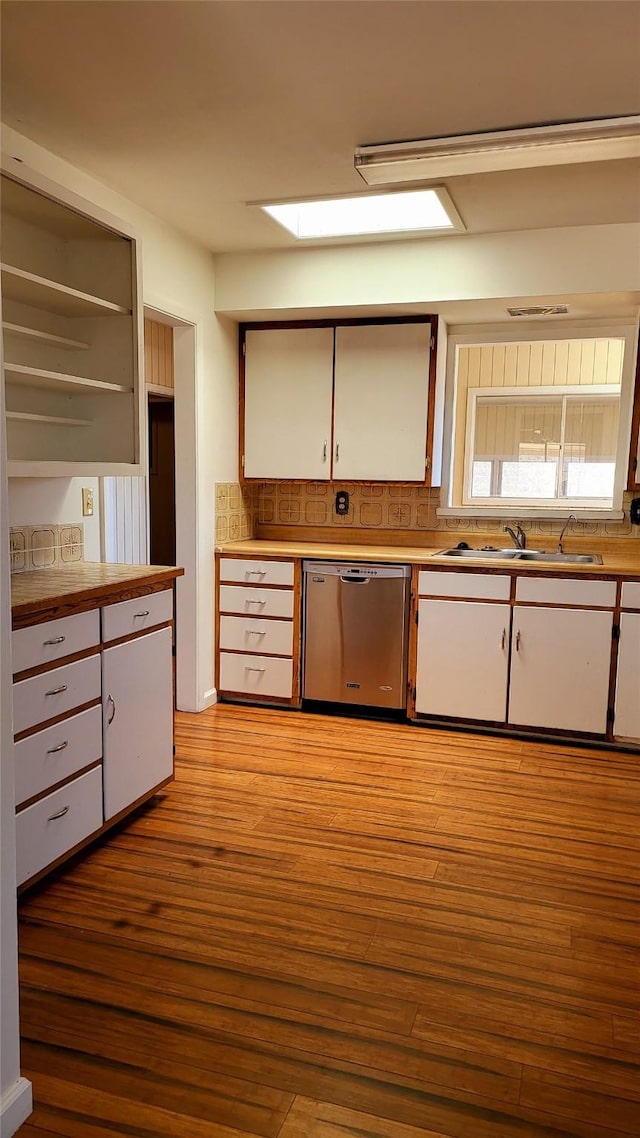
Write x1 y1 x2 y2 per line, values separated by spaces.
261 188 463 239
354 116 640 186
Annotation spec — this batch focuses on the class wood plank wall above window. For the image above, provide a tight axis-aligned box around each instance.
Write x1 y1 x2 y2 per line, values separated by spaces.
144 319 174 394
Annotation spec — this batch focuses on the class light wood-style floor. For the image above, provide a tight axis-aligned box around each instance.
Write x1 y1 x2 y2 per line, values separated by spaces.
17 704 640 1138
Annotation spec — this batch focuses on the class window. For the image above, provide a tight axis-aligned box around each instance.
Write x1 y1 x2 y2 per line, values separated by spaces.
442 325 638 516
465 387 620 507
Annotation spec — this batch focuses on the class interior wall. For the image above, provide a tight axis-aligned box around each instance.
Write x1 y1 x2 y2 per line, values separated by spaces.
8 477 101 561
2 124 237 711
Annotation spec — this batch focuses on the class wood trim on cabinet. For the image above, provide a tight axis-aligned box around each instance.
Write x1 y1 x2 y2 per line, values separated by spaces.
239 315 438 486
627 343 640 488
12 574 182 631
13 697 102 744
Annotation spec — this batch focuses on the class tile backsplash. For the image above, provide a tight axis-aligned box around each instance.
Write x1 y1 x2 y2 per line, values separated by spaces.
214 482 258 544
252 483 640 541
10 523 85 573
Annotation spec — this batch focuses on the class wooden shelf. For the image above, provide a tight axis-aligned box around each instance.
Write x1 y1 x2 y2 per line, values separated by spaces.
4 363 132 395
0 264 131 318
6 411 92 427
2 322 89 351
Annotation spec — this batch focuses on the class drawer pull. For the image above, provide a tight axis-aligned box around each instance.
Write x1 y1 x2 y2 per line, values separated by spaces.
247 629 266 636
43 635 66 646
245 599 266 608
48 805 69 821
106 694 116 724
134 610 150 618
46 740 69 754
45 684 68 697
245 569 266 578
246 665 266 673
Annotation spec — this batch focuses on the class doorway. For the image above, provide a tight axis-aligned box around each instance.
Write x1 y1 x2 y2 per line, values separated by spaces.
148 395 176 565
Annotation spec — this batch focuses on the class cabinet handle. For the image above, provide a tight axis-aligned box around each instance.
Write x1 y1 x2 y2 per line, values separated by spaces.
515 630 521 652
323 440 328 462
106 693 116 724
47 740 69 754
501 628 506 650
134 610 150 618
48 805 69 821
247 629 266 636
245 570 266 578
45 684 67 697
246 665 266 672
43 635 65 646
245 599 266 607
335 442 340 462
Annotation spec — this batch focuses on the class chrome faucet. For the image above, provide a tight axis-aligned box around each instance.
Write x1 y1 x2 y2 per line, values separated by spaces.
557 514 577 554
503 523 527 550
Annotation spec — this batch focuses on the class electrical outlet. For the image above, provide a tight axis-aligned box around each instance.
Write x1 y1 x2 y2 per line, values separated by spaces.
335 490 350 516
82 487 94 517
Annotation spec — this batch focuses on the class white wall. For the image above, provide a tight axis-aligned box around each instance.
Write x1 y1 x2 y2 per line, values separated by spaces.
8 477 101 561
1 320 32 1135
214 223 640 316
3 124 238 711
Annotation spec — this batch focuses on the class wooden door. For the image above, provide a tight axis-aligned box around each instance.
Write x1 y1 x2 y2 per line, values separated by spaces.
415 599 510 721
102 626 173 819
332 322 430 481
508 605 613 734
614 611 640 740
148 397 176 565
243 327 334 479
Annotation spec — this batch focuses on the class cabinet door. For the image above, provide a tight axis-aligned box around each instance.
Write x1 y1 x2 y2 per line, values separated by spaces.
243 327 334 479
102 626 173 820
333 323 430 481
614 611 640 740
415 600 510 721
508 606 613 734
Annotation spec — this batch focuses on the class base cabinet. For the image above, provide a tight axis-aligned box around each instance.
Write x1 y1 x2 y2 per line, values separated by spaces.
102 625 174 820
415 599 510 721
508 606 613 734
614 611 640 741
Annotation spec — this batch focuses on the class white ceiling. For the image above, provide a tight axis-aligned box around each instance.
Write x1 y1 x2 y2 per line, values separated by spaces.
2 0 639 257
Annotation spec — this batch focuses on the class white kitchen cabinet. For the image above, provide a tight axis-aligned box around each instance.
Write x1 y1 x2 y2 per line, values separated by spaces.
102 625 174 820
333 323 431 481
243 327 334 479
1 166 144 476
614 611 640 741
415 599 510 721
242 319 432 482
508 605 613 734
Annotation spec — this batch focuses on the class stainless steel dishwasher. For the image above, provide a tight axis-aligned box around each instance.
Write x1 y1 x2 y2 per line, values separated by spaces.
302 561 411 709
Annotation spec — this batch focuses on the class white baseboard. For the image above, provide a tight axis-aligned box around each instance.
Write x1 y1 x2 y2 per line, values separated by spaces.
1 1077 33 1138
202 687 218 709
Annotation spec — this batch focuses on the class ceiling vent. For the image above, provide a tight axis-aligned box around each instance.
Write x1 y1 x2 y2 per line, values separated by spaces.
507 305 569 317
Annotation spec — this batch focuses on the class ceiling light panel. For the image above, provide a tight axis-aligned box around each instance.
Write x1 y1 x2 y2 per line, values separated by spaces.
355 116 640 185
260 188 463 239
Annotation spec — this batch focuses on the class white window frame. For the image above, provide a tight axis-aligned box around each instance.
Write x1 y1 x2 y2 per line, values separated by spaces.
440 318 639 520
463 384 620 509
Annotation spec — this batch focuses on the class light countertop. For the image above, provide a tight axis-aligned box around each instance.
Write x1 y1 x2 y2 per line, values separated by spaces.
216 538 640 578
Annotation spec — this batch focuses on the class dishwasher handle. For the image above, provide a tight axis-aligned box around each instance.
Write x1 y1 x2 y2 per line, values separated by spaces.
340 575 370 584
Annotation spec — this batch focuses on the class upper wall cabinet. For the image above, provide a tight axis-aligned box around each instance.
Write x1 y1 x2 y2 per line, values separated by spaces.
1 168 144 477
242 319 434 482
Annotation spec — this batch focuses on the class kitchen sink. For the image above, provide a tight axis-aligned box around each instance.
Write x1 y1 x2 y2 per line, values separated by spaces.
438 547 603 565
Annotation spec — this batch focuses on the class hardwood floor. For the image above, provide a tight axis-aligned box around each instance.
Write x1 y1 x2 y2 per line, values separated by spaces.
16 704 640 1138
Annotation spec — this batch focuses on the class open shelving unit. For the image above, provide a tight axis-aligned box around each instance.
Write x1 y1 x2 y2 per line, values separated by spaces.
1 165 144 475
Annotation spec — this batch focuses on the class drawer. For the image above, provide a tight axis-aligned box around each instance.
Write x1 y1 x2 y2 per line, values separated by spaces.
16 765 103 887
621 581 640 609
515 577 616 607
101 588 172 643
14 704 102 807
219 585 295 619
219 558 294 587
219 652 293 699
219 615 294 656
12 609 99 675
13 653 101 736
418 570 511 601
